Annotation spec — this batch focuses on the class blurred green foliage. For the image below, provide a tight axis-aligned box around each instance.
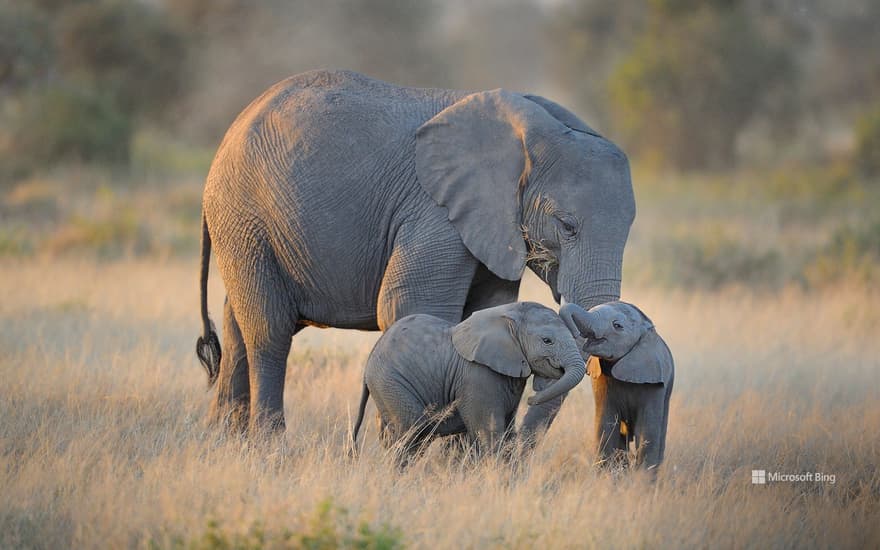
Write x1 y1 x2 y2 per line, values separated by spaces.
155 499 405 550
1 0 878 176
855 104 880 177
56 0 184 118
608 1 795 170
10 86 131 167
0 0 184 176
649 226 783 289
805 219 880 287
557 0 879 172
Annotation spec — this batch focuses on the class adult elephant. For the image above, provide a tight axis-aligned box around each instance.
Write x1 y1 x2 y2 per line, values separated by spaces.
196 70 635 435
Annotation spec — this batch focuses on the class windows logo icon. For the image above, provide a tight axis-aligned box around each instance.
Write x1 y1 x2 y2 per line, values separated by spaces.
752 470 766 484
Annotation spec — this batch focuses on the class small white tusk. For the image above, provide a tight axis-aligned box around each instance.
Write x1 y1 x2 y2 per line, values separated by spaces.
560 296 568 306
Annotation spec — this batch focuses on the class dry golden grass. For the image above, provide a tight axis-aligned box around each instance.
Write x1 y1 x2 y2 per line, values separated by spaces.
1 259 878 549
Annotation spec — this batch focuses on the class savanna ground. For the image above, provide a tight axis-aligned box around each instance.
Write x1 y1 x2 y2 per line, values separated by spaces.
1 165 879 548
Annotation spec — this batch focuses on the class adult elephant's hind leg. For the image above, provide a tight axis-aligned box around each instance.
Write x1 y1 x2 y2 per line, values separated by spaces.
228 255 296 436
210 297 250 432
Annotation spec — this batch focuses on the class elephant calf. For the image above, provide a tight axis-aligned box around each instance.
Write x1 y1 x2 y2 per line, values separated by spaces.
352 302 585 462
560 301 674 471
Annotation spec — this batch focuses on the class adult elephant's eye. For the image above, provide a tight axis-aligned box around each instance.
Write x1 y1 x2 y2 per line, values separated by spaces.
542 337 554 345
555 215 579 238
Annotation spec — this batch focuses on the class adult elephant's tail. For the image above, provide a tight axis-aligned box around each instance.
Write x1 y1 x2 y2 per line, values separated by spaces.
196 210 221 386
350 382 370 457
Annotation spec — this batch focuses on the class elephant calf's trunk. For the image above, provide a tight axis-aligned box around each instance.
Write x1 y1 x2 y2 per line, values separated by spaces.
528 353 586 406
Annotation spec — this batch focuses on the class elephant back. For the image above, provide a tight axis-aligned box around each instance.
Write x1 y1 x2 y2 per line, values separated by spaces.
365 314 460 401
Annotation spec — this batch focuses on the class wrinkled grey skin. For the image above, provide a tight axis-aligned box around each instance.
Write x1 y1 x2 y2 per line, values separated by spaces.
352 302 586 462
559 302 674 470
196 69 635 434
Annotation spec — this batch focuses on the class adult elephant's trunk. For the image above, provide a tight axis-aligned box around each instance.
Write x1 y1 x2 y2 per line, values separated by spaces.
559 302 597 340
557 248 622 310
528 349 587 406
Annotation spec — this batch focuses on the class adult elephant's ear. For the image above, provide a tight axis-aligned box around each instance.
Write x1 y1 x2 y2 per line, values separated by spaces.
416 89 556 281
610 330 674 385
522 94 603 138
451 305 530 378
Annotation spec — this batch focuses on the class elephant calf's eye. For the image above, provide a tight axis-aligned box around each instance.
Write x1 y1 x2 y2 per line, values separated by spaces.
612 321 624 330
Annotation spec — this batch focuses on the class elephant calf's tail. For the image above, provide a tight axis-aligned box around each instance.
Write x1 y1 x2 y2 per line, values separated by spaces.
196 210 221 386
350 382 370 456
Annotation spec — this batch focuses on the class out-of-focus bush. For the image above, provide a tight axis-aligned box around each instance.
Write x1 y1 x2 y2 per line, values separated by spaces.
8 86 131 168
805 219 880 286
163 499 405 550
606 0 796 171
0 0 185 177
648 226 783 289
764 162 856 201
854 104 880 178
0 2 51 91
56 0 185 119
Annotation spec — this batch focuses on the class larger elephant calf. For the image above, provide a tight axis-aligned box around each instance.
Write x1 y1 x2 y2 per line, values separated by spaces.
352 302 586 463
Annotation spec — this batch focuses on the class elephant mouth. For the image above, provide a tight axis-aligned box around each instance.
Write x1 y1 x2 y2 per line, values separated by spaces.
582 336 606 352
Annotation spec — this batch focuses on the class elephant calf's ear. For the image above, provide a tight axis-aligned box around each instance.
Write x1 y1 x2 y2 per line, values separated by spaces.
451 307 531 378
610 330 673 384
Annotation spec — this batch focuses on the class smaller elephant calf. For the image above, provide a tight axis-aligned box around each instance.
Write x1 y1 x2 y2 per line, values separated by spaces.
352 302 586 462
560 301 674 471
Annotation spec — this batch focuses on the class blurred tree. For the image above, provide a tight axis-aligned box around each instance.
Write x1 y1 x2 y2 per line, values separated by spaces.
169 0 449 144
0 2 52 93
10 86 131 166
804 1 880 118
550 0 644 130
854 103 880 178
57 0 185 119
163 0 251 36
0 0 186 172
606 0 796 170
441 0 550 93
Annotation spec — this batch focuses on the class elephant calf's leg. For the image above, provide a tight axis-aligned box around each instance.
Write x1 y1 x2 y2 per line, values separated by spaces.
210 298 250 432
596 407 629 468
634 396 666 470
520 376 568 446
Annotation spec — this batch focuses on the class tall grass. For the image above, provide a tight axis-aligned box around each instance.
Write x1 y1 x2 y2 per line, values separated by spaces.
1 260 878 548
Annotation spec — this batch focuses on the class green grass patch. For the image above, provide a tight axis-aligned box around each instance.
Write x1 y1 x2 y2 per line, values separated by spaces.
152 499 404 550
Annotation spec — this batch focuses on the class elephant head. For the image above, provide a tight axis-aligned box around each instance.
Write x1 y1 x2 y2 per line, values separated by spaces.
415 90 635 315
559 302 673 384
451 302 586 405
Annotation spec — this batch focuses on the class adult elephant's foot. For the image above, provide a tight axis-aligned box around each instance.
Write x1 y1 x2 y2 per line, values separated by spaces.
209 400 250 436
248 408 287 438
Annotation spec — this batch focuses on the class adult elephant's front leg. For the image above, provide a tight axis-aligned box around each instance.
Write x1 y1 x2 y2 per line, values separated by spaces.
461 264 520 318
210 297 250 432
376 228 477 328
